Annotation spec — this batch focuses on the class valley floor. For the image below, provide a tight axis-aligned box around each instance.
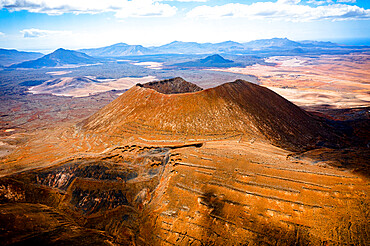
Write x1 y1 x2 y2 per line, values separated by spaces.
210 54 370 109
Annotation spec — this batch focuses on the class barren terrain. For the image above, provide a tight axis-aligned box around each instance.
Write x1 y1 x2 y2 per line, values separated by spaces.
29 76 155 97
0 54 369 245
210 54 370 109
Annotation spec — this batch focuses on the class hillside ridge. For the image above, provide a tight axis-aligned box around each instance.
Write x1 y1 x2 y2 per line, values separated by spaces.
10 48 97 68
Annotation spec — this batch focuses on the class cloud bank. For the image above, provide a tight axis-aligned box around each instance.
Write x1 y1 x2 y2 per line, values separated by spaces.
187 0 370 21
1 0 368 21
0 0 177 17
21 28 71 38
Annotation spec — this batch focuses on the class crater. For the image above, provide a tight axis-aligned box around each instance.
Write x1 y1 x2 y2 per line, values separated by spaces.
136 77 203 94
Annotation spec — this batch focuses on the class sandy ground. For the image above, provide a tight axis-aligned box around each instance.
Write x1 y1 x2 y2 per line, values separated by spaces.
132 62 163 70
29 76 156 97
46 71 72 76
209 54 370 108
268 87 370 108
26 54 370 107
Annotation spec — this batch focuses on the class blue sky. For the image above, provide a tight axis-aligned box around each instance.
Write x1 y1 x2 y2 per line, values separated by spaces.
0 0 369 52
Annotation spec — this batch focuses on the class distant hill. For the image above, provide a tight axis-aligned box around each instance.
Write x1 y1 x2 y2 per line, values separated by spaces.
10 48 98 68
243 38 301 49
153 41 213 54
173 54 239 68
79 43 153 57
0 48 43 66
210 41 246 53
299 40 340 47
153 41 246 54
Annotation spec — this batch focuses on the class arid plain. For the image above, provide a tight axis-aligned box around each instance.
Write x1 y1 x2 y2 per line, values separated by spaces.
211 54 370 109
0 52 369 245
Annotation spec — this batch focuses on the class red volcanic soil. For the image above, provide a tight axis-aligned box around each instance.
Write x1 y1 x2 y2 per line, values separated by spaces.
81 79 337 151
0 78 368 246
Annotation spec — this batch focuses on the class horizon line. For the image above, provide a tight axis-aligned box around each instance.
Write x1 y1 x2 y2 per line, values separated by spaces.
2 37 370 54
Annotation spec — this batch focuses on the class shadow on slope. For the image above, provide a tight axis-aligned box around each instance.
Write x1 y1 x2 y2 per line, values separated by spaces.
81 78 342 151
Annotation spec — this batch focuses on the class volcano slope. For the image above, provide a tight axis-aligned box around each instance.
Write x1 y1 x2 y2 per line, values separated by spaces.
0 78 368 245
80 79 338 151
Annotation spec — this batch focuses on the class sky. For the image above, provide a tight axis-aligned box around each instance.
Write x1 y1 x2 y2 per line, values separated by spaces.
0 0 369 52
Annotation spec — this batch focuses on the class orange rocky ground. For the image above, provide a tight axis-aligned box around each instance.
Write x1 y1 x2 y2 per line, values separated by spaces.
0 78 368 245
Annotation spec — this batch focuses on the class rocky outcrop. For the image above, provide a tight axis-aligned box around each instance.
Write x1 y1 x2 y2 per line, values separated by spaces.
137 77 203 94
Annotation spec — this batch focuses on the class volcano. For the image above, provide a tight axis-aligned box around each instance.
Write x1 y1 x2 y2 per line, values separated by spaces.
10 48 98 68
173 54 239 68
81 78 335 150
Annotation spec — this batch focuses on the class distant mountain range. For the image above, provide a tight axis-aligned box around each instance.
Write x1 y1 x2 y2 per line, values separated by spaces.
10 48 98 68
79 43 151 57
173 54 240 68
4 38 369 68
151 41 248 54
76 38 368 57
244 38 301 49
0 49 43 67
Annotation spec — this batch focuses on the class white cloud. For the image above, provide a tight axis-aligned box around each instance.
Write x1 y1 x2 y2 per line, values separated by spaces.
0 31 5 36
114 0 176 18
307 0 333 5
337 0 356 3
277 0 301 4
0 0 177 17
21 28 71 38
174 0 208 2
187 0 370 21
